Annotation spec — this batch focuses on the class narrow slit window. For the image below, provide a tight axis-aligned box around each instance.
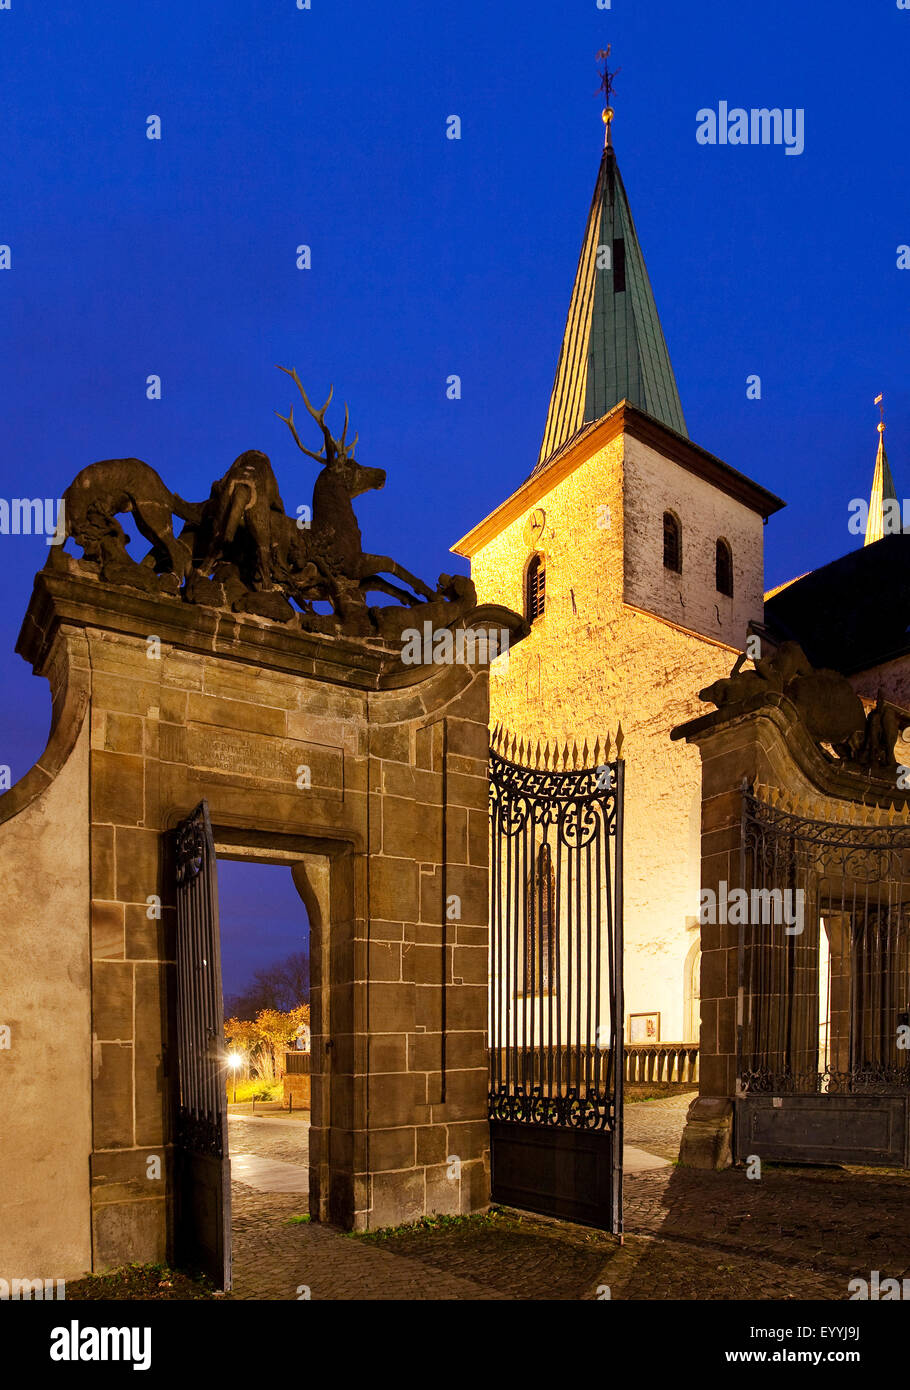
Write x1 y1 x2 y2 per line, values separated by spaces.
663 512 681 573
526 554 546 622
613 237 626 293
716 539 733 596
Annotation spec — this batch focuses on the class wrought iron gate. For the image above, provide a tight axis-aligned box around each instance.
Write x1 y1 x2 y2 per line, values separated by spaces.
173 800 232 1288
736 783 910 1167
488 736 624 1231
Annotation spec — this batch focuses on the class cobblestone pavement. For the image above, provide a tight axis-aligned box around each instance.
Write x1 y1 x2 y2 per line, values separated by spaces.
623 1091 694 1161
226 1100 910 1300
229 1188 510 1300
228 1112 310 1165
229 1115 508 1299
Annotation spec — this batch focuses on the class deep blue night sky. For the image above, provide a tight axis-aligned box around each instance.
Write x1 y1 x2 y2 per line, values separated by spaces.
3 1 908 988
216 860 307 1001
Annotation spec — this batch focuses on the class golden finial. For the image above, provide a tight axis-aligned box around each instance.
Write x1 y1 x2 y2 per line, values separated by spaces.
596 47 619 149
876 392 885 436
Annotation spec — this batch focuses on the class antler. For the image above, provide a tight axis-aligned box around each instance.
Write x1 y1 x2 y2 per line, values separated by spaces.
339 402 359 458
275 365 359 463
275 366 336 463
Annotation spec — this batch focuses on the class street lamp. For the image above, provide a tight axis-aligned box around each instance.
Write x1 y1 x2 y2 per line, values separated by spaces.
227 1051 243 1104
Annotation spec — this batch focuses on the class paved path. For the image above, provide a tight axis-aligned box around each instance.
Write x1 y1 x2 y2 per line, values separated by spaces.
226 1097 910 1300
623 1090 693 1161
228 1115 510 1299
230 1154 310 1193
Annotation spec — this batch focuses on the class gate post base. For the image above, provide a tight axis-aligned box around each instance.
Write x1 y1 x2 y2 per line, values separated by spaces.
678 1097 733 1169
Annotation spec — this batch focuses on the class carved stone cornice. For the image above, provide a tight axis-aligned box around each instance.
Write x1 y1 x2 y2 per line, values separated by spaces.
17 571 526 694
672 692 910 810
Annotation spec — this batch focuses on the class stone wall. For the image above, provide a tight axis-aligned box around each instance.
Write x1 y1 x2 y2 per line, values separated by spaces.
0 631 92 1282
5 569 518 1271
283 1073 311 1109
622 433 765 647
673 693 910 1167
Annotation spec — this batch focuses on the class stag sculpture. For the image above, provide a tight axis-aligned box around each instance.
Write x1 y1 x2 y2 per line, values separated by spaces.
48 370 476 643
274 367 437 630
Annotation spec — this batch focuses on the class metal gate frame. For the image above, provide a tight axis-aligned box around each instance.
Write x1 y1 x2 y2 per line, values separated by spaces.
488 739 624 1232
173 800 232 1289
736 783 910 1167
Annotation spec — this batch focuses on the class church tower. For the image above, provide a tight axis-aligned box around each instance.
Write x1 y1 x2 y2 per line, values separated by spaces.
453 68 784 1042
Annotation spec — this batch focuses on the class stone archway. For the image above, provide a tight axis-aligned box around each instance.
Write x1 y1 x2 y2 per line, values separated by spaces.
683 939 701 1045
211 830 355 1231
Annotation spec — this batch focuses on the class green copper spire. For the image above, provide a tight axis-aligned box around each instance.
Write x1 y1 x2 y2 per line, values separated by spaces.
534 109 687 473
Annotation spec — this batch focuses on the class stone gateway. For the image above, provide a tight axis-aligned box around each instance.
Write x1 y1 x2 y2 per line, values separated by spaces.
0 390 523 1286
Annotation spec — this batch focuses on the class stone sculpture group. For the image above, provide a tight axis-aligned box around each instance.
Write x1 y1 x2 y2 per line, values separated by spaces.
699 639 907 772
48 366 476 641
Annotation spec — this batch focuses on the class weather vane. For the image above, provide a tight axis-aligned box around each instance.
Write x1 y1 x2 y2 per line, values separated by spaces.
596 46 620 147
875 391 885 434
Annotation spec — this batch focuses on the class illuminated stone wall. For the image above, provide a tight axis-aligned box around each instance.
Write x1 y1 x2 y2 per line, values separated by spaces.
468 428 765 1040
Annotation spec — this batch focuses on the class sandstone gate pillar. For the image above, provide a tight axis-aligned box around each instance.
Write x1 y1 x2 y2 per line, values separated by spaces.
4 568 521 1273
672 690 910 1169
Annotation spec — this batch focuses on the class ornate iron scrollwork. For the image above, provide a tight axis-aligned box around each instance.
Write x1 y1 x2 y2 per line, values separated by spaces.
488 747 621 1135
175 809 207 885
489 750 618 846
740 788 910 1096
176 1106 224 1159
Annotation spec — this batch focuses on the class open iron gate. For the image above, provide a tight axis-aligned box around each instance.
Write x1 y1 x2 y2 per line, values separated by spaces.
736 783 910 1167
173 800 231 1289
488 739 624 1231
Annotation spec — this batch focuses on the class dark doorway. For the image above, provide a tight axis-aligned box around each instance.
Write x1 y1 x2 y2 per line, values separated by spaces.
171 801 312 1291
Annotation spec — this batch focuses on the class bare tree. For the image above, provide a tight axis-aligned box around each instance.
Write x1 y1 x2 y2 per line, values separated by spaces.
225 950 310 1020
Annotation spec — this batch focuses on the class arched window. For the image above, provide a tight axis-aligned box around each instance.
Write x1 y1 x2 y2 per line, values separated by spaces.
526 553 546 622
663 512 682 573
715 538 733 597
684 940 701 1043
525 843 555 994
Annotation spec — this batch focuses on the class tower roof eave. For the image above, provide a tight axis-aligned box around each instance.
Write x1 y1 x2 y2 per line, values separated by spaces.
451 400 784 560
